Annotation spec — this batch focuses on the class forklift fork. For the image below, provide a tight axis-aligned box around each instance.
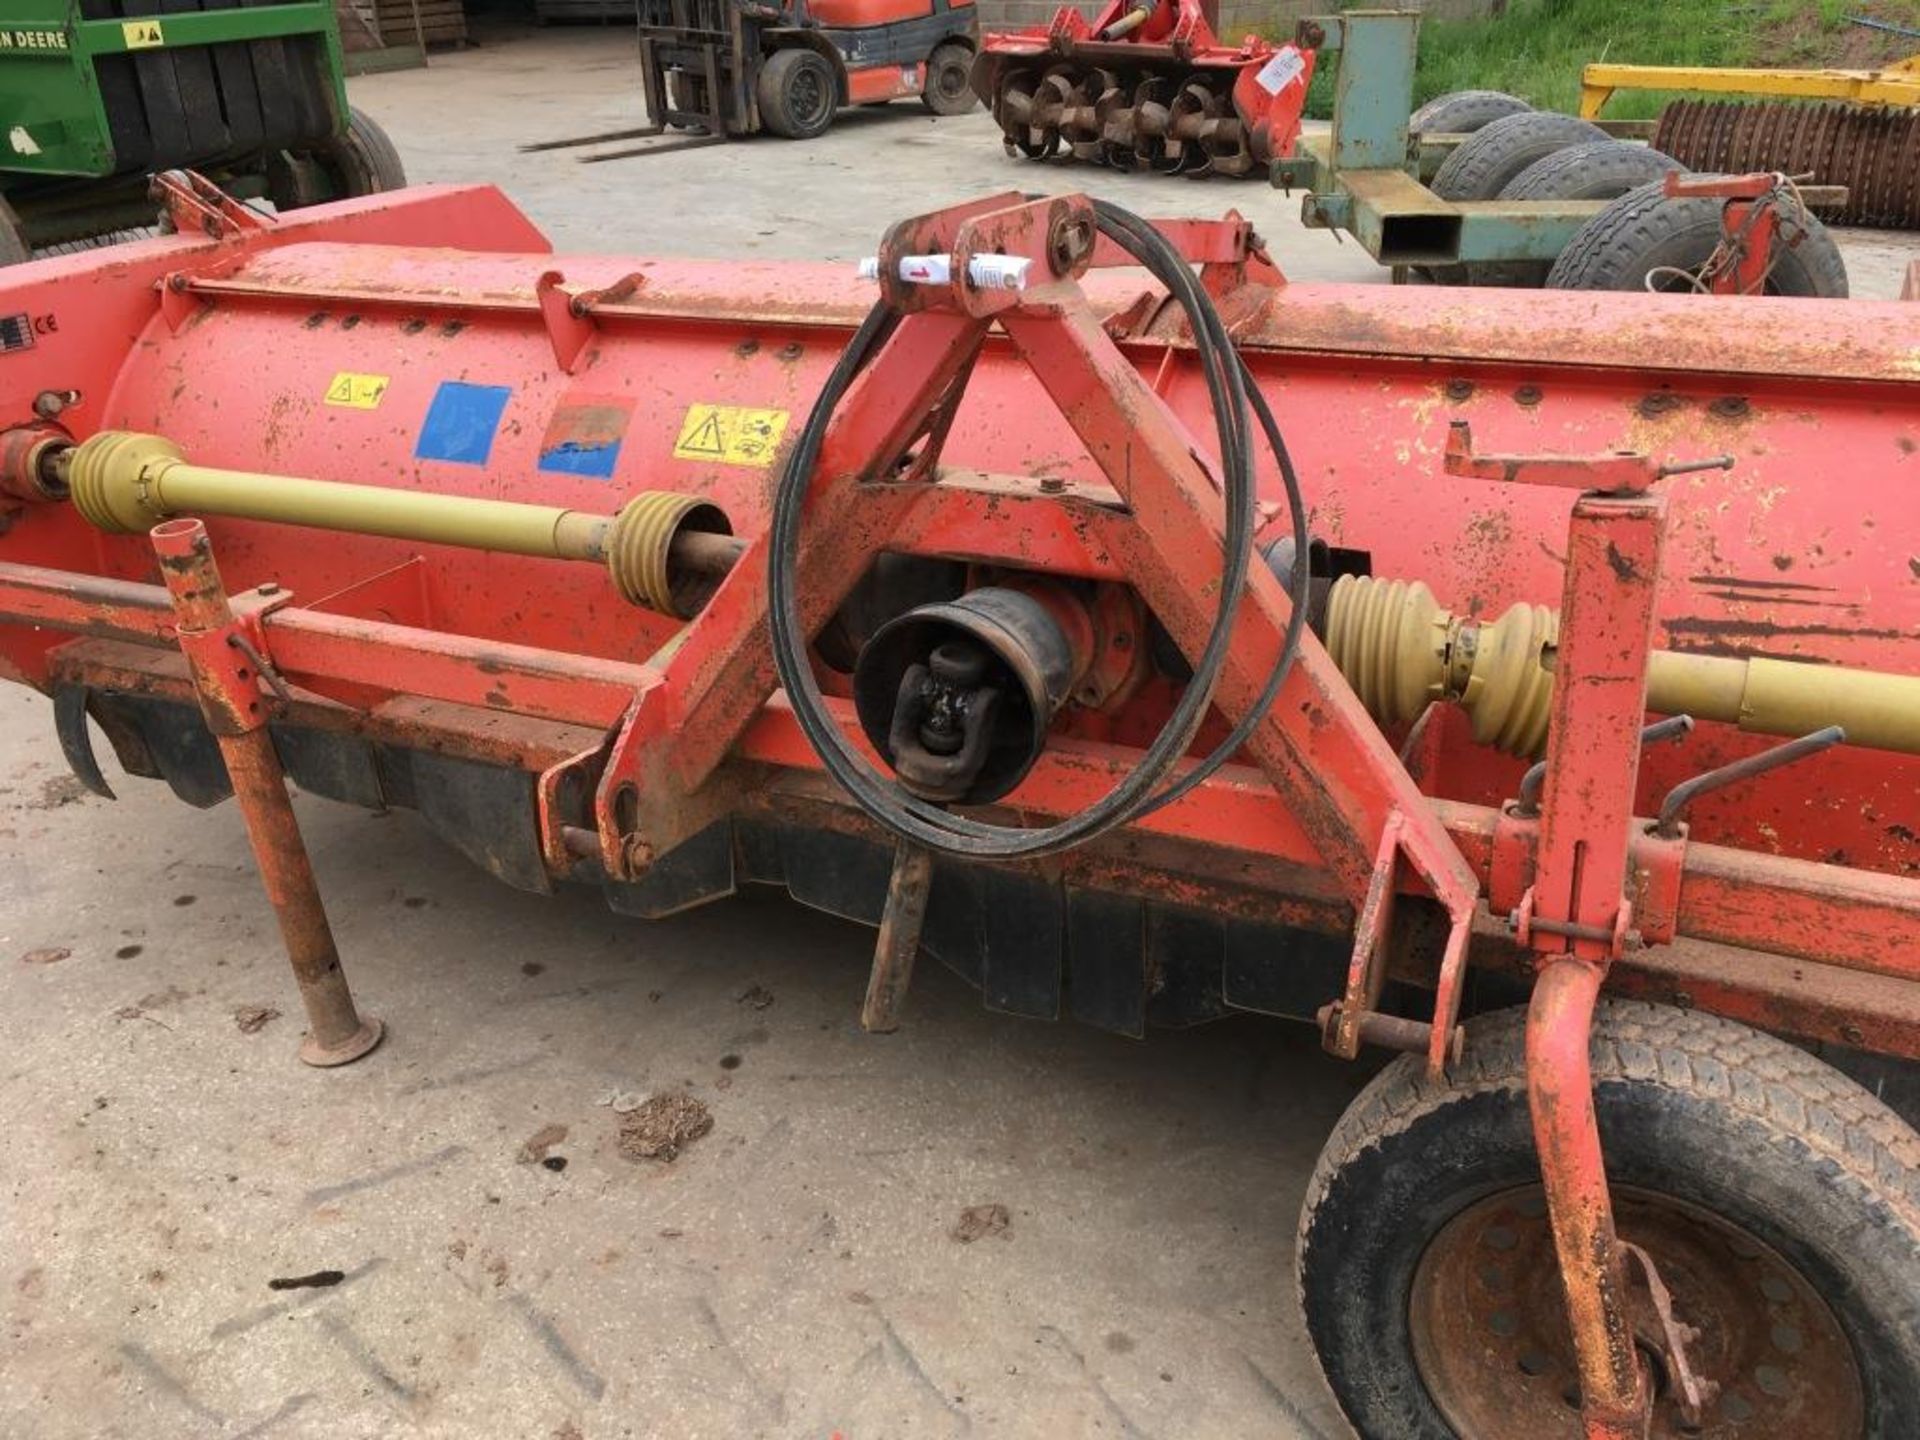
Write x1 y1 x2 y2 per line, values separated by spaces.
520 0 751 162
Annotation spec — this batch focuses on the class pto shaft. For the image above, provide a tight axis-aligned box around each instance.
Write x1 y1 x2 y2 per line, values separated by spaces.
57 431 740 619
1326 573 1920 758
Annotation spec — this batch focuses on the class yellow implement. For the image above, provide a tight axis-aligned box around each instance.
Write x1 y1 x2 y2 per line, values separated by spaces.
1579 55 1920 118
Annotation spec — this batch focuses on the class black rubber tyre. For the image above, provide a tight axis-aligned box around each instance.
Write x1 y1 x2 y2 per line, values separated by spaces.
1409 89 1532 136
1299 1000 1920 1439
1430 110 1610 202
316 107 407 197
1467 140 1684 287
1503 139 1683 202
922 41 976 117
1547 178 1849 296
756 48 838 140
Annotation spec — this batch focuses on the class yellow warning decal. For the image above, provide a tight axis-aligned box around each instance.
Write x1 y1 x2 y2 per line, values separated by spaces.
324 371 391 409
672 403 789 467
121 19 165 49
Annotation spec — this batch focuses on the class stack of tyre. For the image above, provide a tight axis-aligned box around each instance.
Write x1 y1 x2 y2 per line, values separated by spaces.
1409 89 1848 296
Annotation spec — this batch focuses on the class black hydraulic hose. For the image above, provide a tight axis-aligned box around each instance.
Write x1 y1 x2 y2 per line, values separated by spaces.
767 199 1308 859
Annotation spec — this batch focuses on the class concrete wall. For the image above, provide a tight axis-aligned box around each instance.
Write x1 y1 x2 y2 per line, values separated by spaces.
974 0 1496 41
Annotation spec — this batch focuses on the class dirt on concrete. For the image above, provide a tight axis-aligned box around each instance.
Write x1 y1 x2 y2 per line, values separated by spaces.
516 1122 569 1164
29 776 90 810
617 1093 713 1162
232 1004 280 1034
951 1203 1012 1244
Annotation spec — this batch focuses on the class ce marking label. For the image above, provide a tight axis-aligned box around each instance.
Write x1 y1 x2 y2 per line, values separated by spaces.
0 310 57 354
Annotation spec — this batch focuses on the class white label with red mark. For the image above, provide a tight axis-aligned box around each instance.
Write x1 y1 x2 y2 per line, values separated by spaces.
1255 45 1306 96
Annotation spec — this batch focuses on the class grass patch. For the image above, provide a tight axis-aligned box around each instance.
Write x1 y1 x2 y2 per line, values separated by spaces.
1298 0 1920 121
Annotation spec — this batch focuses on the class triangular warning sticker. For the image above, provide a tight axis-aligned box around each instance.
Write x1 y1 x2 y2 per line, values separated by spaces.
671 403 789 466
677 410 726 456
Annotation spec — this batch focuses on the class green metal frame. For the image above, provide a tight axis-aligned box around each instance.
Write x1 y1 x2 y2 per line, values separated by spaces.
1271 9 1643 269
0 2 348 180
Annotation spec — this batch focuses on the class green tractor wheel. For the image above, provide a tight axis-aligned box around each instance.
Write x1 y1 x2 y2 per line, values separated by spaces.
268 107 407 210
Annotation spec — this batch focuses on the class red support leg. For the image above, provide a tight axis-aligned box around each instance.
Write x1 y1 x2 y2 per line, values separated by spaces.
1528 957 1647 1438
153 518 383 1068
1518 484 1667 1438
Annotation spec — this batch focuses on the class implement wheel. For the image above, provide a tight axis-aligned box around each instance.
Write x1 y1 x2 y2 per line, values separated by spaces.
1410 89 1532 136
1431 111 1610 202
757 49 838 140
1299 1001 1920 1438
922 42 976 117
1547 179 1849 296
1468 140 1684 287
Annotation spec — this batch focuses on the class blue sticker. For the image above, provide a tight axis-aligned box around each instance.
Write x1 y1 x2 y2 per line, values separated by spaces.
416 381 512 466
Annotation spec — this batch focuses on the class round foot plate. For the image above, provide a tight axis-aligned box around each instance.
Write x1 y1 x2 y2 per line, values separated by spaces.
299 1015 385 1068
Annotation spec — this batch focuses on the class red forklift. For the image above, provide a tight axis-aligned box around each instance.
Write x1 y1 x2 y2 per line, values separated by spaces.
527 0 980 162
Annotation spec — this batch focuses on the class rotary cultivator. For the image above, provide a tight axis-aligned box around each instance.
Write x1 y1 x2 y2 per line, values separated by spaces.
4 175 1920 1439
970 0 1315 175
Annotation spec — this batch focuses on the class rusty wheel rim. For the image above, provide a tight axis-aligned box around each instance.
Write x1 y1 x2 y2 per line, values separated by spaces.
1409 1185 1865 1438
790 66 831 131
931 56 969 105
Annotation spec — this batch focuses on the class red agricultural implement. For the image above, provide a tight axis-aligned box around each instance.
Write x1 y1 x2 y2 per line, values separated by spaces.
970 0 1314 174
3 174 1919 1438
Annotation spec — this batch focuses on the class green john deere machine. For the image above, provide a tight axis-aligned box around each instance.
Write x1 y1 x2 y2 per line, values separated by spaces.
0 2 405 262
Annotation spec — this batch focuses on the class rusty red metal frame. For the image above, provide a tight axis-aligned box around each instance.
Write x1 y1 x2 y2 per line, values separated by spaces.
2 198 1911 1083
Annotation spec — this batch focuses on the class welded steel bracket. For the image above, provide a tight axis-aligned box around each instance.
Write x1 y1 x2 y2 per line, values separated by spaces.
1443 420 1731 493
1320 809 1470 1073
151 169 272 244
1663 171 1847 296
534 269 650 374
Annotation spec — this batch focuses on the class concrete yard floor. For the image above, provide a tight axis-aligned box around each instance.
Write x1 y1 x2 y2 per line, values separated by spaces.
0 687 1367 1440
7 22 1920 1440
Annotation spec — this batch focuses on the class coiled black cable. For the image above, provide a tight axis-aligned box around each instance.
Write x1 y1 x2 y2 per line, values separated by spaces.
767 198 1309 859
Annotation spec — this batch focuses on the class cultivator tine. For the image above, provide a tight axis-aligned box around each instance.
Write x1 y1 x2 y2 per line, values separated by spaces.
1129 77 1176 171
1166 79 1213 175
999 75 1035 127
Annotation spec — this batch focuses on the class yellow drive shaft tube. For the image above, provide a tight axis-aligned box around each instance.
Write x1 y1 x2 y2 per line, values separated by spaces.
61 430 739 619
